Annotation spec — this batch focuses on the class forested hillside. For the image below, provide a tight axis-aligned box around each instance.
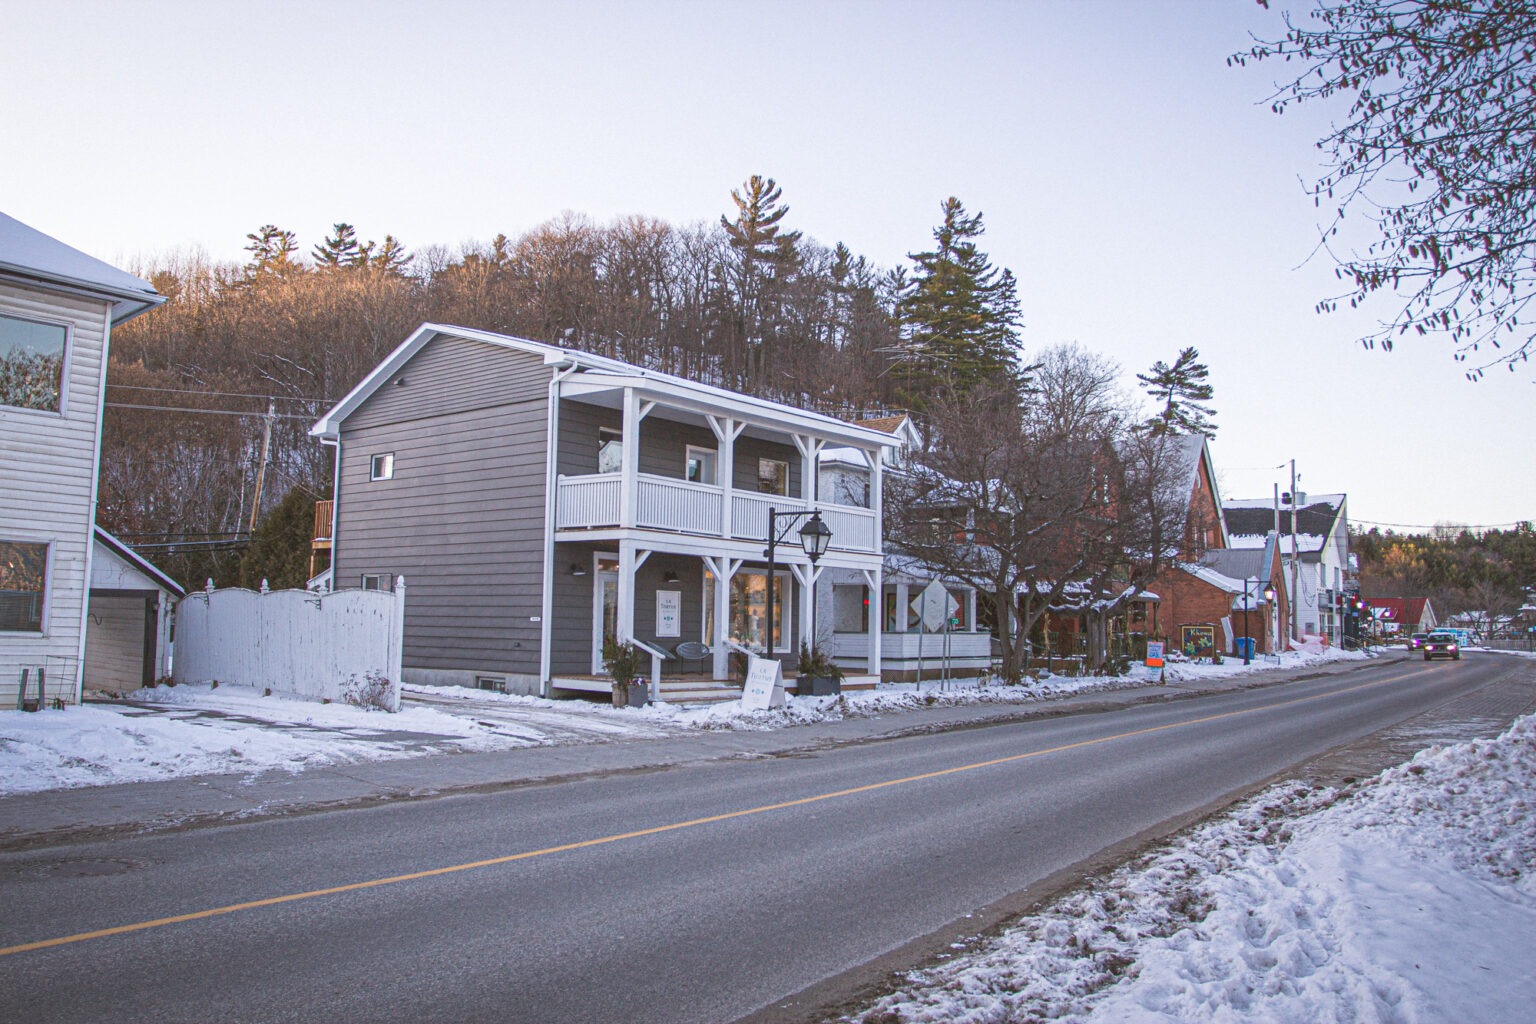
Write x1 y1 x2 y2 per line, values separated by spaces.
1354 523 1536 624
100 178 1008 586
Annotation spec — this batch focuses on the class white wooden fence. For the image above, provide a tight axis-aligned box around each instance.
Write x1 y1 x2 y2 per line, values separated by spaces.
172 578 405 711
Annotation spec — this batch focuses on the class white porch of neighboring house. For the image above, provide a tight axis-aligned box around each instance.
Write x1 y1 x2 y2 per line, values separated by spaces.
822 566 991 682
543 376 894 699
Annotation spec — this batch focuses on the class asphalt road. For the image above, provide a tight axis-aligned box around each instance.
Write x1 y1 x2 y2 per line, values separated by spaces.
1 653 1528 1024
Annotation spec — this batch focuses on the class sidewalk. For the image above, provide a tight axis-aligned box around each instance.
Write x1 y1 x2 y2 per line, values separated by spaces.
0 655 1378 852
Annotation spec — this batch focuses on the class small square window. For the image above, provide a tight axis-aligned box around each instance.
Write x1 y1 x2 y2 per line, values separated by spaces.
757 458 789 496
370 453 394 481
0 314 67 413
361 573 393 591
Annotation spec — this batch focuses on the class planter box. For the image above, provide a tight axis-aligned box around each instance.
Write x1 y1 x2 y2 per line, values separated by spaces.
612 683 649 708
798 675 841 697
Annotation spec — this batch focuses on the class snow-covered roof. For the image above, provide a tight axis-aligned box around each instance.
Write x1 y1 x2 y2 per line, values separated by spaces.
312 324 901 451
1223 494 1345 553
1178 562 1246 595
0 212 162 324
93 526 186 598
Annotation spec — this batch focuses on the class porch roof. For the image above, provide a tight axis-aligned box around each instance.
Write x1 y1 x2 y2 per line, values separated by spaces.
312 324 902 452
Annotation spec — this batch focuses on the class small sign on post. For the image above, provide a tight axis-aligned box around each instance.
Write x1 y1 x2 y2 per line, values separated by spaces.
741 654 786 710
1145 641 1165 683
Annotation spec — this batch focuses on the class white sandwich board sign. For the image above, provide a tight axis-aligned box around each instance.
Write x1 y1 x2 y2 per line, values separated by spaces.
741 654 786 710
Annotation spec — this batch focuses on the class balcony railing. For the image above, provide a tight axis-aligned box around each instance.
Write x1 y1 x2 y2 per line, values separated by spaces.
312 500 334 544
556 473 878 554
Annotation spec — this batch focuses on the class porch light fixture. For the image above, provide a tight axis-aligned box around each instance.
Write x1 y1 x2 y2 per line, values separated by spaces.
569 563 587 577
762 509 833 661
663 570 680 584
1240 578 1276 666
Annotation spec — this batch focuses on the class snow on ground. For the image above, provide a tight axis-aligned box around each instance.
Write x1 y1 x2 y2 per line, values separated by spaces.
845 714 1536 1024
0 647 1370 796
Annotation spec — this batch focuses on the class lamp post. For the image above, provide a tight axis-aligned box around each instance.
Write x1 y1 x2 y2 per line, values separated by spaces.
763 508 832 661
1241 577 1277 665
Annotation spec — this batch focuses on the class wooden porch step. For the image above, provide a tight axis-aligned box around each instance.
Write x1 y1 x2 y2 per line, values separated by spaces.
657 680 743 704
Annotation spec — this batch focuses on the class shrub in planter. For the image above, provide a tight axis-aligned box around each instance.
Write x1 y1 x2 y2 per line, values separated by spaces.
796 643 844 696
603 638 647 707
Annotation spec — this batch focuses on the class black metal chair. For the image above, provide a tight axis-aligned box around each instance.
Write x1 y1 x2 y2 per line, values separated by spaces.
673 641 711 675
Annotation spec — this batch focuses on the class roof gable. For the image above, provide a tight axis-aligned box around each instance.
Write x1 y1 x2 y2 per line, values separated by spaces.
0 212 162 323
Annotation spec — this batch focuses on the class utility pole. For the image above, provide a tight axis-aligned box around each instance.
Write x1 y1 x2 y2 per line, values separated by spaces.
248 400 275 533
1289 459 1300 641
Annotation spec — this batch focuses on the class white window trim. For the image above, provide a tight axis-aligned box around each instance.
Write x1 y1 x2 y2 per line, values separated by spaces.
361 572 393 591
0 312 72 418
758 457 790 496
0 537 51 635
369 452 395 481
685 445 718 485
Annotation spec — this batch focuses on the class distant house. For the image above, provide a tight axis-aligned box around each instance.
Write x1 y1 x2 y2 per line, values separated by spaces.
1363 596 1438 636
1 212 163 708
1224 494 1350 644
311 324 899 698
817 414 992 681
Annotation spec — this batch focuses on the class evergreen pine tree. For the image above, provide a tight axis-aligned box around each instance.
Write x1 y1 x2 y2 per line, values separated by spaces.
238 487 325 590
898 198 1024 408
243 225 300 276
312 223 362 267
1137 346 1217 436
720 175 802 387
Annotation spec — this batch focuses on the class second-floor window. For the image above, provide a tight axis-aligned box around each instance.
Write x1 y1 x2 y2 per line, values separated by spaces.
685 446 716 485
0 314 67 413
370 453 394 480
598 428 624 474
758 458 789 496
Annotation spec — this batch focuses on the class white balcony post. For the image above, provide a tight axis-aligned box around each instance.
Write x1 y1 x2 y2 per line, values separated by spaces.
863 567 882 677
709 415 743 539
870 448 884 519
704 555 742 680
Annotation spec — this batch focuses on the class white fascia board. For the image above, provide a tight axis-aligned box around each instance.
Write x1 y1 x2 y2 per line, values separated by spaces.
310 323 447 438
561 370 898 450
92 526 186 597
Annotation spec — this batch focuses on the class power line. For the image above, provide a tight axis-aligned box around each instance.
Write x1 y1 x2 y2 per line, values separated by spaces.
104 402 316 420
1351 517 1531 532
107 384 336 404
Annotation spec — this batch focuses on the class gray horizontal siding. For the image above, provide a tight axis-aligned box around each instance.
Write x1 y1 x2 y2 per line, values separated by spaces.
347 332 552 431
335 342 551 678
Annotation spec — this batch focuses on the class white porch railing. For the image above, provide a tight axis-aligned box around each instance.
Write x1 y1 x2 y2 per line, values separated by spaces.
638 477 722 535
557 473 878 554
556 474 621 529
833 631 993 664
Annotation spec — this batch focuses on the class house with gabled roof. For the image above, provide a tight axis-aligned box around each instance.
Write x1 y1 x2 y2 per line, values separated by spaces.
2 212 164 709
1224 494 1350 644
1362 596 1437 637
311 324 899 699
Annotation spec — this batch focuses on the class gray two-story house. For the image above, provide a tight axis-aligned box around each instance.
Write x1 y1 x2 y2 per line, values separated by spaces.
311 324 898 698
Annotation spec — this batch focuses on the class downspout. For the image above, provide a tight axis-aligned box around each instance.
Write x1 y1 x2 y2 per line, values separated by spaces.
539 361 580 697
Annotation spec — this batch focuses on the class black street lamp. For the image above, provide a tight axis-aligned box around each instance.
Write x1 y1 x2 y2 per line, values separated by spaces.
1242 577 1277 665
763 508 832 660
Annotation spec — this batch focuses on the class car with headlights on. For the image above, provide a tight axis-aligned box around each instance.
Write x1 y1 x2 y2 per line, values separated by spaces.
1422 632 1461 661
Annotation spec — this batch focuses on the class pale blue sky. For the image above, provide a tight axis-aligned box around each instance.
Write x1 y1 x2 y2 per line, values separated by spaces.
6 0 1530 531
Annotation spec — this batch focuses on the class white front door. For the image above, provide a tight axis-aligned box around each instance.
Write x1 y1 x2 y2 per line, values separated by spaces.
591 556 619 674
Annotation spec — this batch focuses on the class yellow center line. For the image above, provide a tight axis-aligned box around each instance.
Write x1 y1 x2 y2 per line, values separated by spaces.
2 667 1424 957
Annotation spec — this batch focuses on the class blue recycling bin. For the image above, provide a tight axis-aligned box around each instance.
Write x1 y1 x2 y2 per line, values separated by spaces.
1235 637 1256 660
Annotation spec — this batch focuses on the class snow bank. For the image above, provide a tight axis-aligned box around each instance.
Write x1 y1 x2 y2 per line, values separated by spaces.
847 715 1536 1023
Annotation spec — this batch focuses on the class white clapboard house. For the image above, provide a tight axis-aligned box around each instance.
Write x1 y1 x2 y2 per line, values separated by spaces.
311 324 900 700
1 212 164 708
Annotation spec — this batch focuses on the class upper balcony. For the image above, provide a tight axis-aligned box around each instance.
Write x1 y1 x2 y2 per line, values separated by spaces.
556 473 878 554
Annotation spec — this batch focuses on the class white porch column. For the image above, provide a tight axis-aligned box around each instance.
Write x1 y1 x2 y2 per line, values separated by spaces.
703 555 742 679
709 416 745 539
870 448 883 518
863 567 883 677
616 544 652 644
620 390 654 529
793 434 824 502
791 563 824 654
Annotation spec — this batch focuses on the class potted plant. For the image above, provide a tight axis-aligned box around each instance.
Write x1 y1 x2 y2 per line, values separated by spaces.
602 638 648 707
796 643 843 696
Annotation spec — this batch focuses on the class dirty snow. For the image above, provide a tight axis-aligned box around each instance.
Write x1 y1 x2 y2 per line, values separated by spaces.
844 713 1536 1024
0 647 1370 796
